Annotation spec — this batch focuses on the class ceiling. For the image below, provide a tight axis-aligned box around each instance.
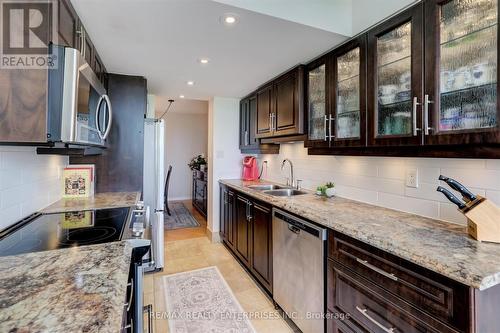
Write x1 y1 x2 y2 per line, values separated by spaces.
70 0 347 110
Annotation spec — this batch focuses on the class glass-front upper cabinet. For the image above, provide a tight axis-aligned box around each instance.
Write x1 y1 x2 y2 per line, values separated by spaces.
367 5 423 146
424 0 500 145
305 54 331 148
332 36 367 147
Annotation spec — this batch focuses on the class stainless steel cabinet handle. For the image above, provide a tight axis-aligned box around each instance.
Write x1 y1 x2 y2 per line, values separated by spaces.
324 114 328 141
245 130 249 145
356 258 398 281
424 94 434 135
125 278 134 312
247 202 253 221
412 97 421 136
329 115 335 140
269 113 273 132
356 306 396 333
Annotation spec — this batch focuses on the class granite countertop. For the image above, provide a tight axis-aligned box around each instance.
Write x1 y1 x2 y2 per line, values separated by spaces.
0 241 133 333
42 192 141 213
220 179 500 291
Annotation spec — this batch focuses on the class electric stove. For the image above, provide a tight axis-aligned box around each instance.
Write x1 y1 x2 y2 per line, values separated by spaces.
0 207 132 257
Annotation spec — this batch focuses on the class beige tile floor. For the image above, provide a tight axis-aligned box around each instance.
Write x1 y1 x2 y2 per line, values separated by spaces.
143 201 294 333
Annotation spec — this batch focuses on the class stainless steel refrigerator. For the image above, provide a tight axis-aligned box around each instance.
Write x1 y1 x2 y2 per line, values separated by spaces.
143 118 165 271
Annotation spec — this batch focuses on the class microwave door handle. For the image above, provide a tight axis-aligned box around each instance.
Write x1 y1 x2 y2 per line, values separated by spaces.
102 94 113 140
95 95 105 139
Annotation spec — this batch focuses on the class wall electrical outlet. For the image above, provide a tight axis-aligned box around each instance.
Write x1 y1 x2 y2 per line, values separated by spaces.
406 168 419 188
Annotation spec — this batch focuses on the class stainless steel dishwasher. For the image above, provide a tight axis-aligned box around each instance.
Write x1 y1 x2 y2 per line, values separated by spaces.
272 208 327 333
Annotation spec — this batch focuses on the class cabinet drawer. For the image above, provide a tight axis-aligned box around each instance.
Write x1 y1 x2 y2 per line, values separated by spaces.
328 262 444 333
328 233 469 332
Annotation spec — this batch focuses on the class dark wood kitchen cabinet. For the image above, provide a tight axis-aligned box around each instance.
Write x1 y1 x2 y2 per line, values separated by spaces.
309 0 500 158
220 186 273 294
306 37 367 149
249 201 273 292
255 66 305 139
240 95 279 154
220 186 236 250
235 194 252 267
58 0 107 83
327 231 500 333
367 4 424 147
305 54 331 148
192 171 207 217
423 0 500 146
0 0 107 145
256 84 274 137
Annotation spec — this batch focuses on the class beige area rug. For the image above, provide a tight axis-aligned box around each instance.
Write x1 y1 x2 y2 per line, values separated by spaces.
163 266 256 333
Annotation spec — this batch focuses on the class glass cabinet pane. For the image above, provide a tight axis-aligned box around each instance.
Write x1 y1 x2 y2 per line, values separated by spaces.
308 64 326 141
438 0 497 132
376 22 413 137
336 48 361 139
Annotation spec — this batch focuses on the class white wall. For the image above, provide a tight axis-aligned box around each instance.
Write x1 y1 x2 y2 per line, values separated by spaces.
207 97 243 236
0 147 67 230
351 0 418 35
214 0 353 36
163 100 208 201
259 143 500 226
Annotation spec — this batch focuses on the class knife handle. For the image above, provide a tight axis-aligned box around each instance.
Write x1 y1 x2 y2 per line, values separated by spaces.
437 186 466 209
438 175 477 202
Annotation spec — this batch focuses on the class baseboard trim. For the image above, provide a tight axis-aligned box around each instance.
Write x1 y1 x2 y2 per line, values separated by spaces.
206 228 221 243
169 196 191 202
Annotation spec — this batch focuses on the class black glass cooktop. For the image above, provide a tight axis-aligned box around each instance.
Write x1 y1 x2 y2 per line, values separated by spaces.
0 207 130 257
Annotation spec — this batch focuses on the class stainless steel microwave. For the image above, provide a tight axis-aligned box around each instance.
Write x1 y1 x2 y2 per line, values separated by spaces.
48 46 112 147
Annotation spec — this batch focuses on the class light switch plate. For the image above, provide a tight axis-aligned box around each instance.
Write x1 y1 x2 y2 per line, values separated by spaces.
406 168 419 188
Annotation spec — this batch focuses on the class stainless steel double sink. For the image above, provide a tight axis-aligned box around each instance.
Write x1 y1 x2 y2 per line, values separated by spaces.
246 184 307 197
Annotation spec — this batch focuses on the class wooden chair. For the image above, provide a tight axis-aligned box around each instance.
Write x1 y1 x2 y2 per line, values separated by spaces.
164 165 172 216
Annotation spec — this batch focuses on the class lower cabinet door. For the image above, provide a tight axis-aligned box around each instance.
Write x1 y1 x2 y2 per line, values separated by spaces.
249 201 272 293
235 195 251 266
226 191 236 249
220 187 227 241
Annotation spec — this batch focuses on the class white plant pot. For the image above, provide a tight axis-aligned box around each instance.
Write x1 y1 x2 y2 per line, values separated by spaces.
325 187 336 197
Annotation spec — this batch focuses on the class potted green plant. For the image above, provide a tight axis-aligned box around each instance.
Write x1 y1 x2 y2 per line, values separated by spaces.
188 154 207 172
316 182 335 197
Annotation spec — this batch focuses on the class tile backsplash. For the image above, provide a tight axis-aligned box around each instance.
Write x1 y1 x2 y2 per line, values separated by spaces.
259 142 500 225
0 147 67 230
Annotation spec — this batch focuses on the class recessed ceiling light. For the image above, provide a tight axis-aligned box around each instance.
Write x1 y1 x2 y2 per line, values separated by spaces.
187 81 195 86
221 13 239 26
179 95 185 98
199 58 209 64
225 16 236 24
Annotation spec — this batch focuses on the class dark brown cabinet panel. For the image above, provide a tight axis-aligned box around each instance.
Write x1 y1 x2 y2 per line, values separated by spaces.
240 95 279 154
273 67 305 136
256 84 274 137
305 54 331 148
332 36 368 147
220 188 273 294
220 186 236 250
58 0 78 48
329 232 469 332
235 195 251 266
423 0 500 146
367 4 424 147
328 261 441 333
255 66 305 139
249 201 273 292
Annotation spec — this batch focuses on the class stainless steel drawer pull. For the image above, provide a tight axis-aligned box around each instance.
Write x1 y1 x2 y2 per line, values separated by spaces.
125 278 134 312
356 258 398 281
356 306 396 333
